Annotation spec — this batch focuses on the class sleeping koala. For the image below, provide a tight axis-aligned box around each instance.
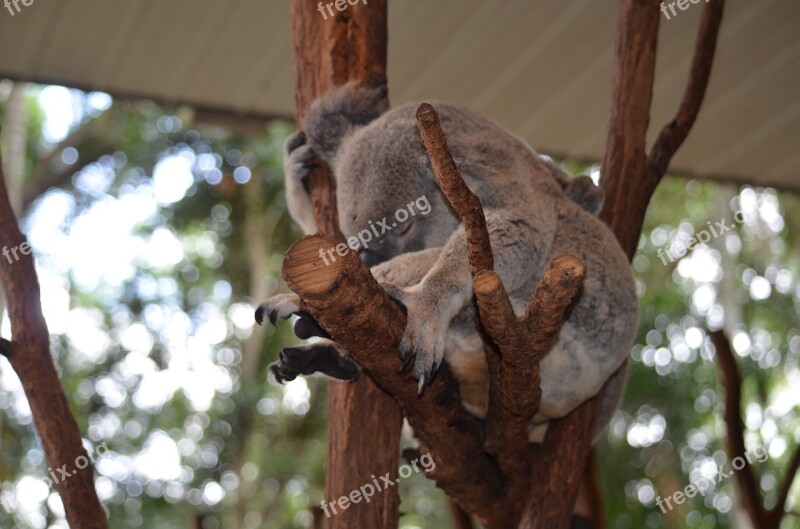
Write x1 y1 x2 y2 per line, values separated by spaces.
257 81 637 430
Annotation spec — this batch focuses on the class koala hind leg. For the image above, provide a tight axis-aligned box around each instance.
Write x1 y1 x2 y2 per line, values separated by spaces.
270 341 359 383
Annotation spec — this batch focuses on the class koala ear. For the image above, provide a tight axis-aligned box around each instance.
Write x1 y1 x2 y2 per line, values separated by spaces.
564 175 605 216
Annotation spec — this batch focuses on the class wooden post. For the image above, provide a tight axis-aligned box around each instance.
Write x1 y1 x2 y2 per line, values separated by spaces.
287 2 403 529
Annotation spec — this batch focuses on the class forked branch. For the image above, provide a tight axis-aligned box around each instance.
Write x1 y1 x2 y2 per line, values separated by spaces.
281 235 512 528
415 103 586 511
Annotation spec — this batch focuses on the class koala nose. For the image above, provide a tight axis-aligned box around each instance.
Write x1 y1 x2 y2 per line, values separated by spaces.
359 249 386 267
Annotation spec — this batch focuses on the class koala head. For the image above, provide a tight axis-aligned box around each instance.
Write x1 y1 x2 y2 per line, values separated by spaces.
335 129 460 266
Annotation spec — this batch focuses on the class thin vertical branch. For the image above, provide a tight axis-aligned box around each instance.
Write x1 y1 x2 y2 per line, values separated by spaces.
0 147 107 527
710 329 799 529
710 330 767 525
525 1 726 527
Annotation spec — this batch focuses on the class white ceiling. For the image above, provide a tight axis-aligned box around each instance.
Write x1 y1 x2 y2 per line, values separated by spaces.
1 0 798 191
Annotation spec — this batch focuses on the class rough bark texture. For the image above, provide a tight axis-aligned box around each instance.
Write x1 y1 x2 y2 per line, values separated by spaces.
0 151 107 528
290 0 388 237
522 2 726 528
283 0 727 527
282 235 512 528
288 3 403 529
416 104 585 496
415 103 494 276
474 260 585 507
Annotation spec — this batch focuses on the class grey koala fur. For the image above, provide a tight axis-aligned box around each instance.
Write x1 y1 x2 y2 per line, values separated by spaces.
265 81 638 435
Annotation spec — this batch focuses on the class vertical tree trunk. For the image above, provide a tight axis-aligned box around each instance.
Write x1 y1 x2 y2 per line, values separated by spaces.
525 1 723 526
288 2 403 529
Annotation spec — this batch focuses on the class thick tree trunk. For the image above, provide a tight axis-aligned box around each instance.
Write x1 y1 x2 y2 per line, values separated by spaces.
288 2 403 529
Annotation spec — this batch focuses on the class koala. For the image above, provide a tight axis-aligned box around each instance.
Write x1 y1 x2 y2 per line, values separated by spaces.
258 81 637 434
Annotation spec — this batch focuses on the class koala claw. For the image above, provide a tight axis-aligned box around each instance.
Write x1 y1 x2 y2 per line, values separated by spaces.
285 132 319 186
286 130 306 152
381 282 448 393
255 293 301 326
417 374 427 395
398 353 413 373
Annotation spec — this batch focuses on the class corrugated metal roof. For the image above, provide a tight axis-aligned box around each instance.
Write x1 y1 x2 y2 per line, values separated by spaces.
1 0 798 190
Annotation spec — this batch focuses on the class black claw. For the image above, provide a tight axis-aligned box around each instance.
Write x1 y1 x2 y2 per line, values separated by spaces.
287 131 306 152
270 362 295 384
430 360 441 379
398 353 413 373
268 310 278 327
255 306 266 326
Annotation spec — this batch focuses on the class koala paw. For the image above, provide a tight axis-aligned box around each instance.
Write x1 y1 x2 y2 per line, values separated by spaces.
255 293 301 326
381 283 448 394
255 293 330 339
284 131 319 188
269 343 359 383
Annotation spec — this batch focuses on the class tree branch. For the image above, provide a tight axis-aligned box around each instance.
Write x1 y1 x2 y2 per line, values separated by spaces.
0 145 107 527
413 103 588 522
710 330 769 527
415 103 494 276
523 1 720 527
281 234 512 529
772 446 800 525
474 260 585 485
647 0 725 179
415 104 586 508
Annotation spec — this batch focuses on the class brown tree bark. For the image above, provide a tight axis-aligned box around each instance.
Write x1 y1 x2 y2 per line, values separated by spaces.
283 0 726 527
282 234 511 528
0 152 107 527
523 1 725 527
288 2 403 529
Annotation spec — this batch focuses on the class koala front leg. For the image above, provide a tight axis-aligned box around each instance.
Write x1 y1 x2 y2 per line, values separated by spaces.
385 209 554 390
284 131 320 235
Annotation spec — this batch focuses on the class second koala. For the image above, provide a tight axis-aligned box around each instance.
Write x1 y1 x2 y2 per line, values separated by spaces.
259 82 638 433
